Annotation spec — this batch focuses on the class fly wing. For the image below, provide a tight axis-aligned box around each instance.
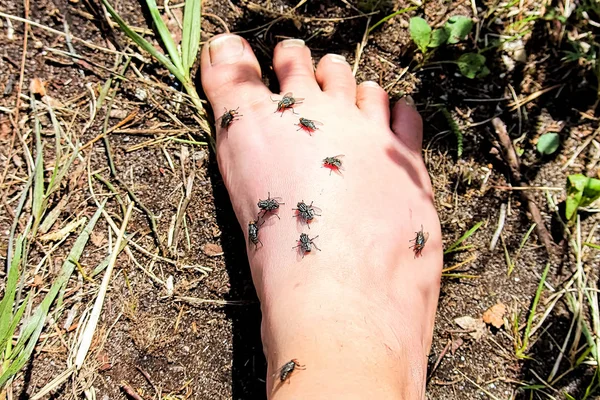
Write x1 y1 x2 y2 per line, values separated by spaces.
312 120 324 126
283 92 293 98
424 232 430 244
309 205 322 214
333 154 345 158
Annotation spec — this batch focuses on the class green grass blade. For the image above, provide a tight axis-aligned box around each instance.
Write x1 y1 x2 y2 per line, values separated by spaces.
585 242 600 250
0 203 104 388
145 0 183 74
518 262 551 357
31 96 45 228
100 0 185 83
0 236 24 344
0 294 29 352
368 6 418 33
444 221 484 254
181 0 201 78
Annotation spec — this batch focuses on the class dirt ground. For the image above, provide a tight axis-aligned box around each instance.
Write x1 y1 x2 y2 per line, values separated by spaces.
1 0 600 399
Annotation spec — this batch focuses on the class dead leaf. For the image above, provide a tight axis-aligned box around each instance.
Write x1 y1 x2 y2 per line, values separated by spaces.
202 243 223 257
483 302 507 329
33 275 43 287
0 121 10 140
90 231 105 247
454 316 486 340
451 336 463 355
42 95 64 108
109 109 129 119
30 78 46 96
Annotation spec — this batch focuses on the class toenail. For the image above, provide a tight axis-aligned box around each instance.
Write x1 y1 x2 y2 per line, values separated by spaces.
209 35 244 65
326 54 347 64
403 95 416 109
361 80 380 88
282 39 305 48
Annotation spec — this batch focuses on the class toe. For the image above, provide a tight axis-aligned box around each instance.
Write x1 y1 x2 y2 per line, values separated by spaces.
391 96 423 152
272 39 320 95
315 54 356 101
201 34 271 111
356 81 390 125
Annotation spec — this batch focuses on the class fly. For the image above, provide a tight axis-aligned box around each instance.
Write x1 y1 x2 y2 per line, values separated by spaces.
257 192 284 219
409 225 429 257
293 233 320 258
322 154 345 175
293 200 321 228
218 107 242 128
274 359 305 383
296 117 323 135
248 219 264 249
272 92 303 116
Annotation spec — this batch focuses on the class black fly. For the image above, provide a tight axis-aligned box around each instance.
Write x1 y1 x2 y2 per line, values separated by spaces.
293 201 321 228
409 225 429 257
295 117 323 135
293 233 320 258
322 154 345 175
218 107 242 128
248 219 264 249
272 92 303 116
257 192 284 219
274 359 305 383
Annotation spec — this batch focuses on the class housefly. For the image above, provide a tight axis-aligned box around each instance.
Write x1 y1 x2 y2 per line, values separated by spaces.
292 201 321 228
272 92 303 116
248 219 264 249
293 233 320 258
409 225 429 257
218 107 241 128
257 192 284 219
295 117 323 135
274 359 305 383
322 154 344 175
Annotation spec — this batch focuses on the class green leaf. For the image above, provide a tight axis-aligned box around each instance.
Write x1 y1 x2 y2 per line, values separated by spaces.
181 0 202 79
428 29 449 48
536 132 560 155
457 53 486 79
100 0 185 84
409 17 431 53
444 15 473 44
565 174 600 220
145 0 183 74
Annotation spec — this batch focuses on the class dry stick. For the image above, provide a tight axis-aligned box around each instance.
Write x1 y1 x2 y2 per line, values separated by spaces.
492 118 556 258
120 382 146 400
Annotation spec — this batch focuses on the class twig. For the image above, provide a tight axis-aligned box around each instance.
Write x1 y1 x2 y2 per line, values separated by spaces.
120 382 145 400
489 203 507 251
353 16 371 76
492 118 556 258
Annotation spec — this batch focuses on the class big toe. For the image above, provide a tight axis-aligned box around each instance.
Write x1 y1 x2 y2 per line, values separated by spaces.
201 34 271 113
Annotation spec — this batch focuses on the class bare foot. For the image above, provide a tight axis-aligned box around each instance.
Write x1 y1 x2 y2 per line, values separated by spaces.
201 34 442 399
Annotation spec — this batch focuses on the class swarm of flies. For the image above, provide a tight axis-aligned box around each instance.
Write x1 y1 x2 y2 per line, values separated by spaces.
292 200 321 228
295 117 323 135
272 92 303 116
274 359 305 383
409 225 429 257
248 219 264 249
257 192 285 219
322 154 344 175
218 107 242 128
293 233 320 258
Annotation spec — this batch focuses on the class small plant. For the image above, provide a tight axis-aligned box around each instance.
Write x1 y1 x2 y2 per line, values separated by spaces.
409 15 487 79
409 16 473 53
536 132 560 155
565 174 600 220
444 221 484 254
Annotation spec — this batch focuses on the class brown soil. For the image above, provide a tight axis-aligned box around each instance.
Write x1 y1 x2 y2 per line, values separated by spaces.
1 0 599 399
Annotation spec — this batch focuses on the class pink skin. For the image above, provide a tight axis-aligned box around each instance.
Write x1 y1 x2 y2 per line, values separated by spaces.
200 35 443 399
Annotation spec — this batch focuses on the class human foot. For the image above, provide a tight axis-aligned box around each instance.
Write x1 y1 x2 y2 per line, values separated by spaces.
201 34 442 399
